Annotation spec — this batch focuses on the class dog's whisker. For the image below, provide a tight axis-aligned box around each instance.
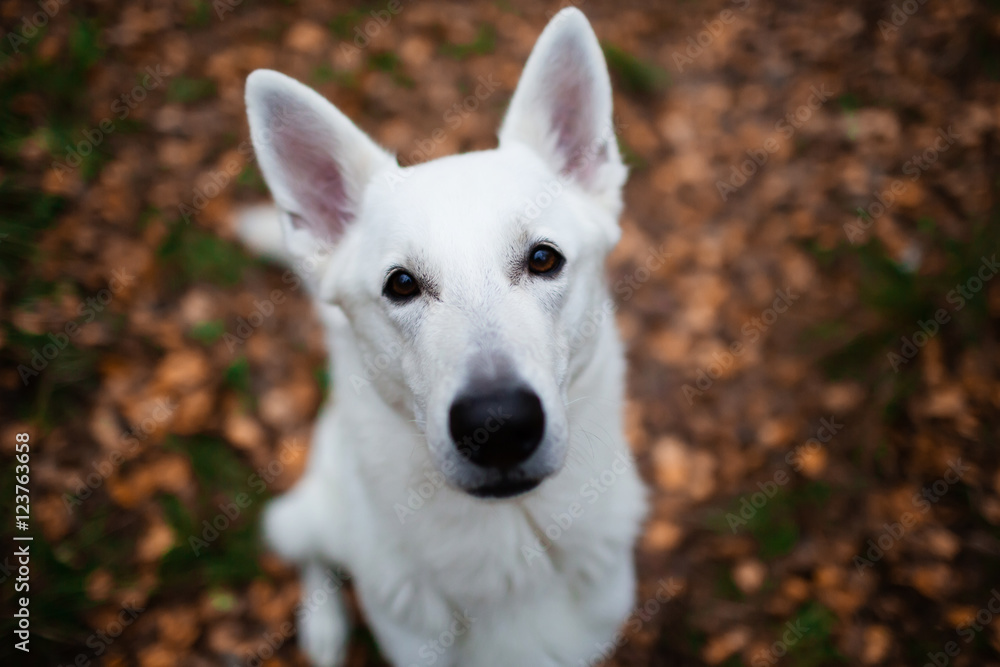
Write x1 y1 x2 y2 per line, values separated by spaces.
576 429 604 465
564 394 620 411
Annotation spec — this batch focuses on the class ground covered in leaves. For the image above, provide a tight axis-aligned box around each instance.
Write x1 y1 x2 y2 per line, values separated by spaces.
2 0 1000 665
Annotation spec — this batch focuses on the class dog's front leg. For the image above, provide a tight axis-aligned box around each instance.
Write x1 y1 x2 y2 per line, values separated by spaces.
296 559 350 667
358 579 461 667
366 611 450 667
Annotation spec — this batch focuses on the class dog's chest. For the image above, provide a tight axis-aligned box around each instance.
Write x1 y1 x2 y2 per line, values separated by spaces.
390 481 629 611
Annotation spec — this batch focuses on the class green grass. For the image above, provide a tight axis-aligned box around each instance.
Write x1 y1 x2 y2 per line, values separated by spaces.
225 356 254 409
190 319 226 344
157 223 258 288
311 63 361 90
751 495 800 560
618 137 646 170
837 93 862 113
158 436 268 586
329 8 374 40
237 162 269 193
713 565 746 602
67 18 105 70
802 206 1000 508
9 333 102 424
0 484 146 662
781 602 846 666
837 94 862 140
602 43 670 95
225 356 252 390
803 215 1000 384
708 481 832 561
440 24 496 59
315 365 331 402
167 76 217 104
1 16 107 184
370 51 399 72
185 0 213 28
0 191 65 283
369 51 415 87
258 20 288 43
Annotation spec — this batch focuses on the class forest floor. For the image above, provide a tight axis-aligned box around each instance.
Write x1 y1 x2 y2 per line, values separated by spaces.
2 0 1000 665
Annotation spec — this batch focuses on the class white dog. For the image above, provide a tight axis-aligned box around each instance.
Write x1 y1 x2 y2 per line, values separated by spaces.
239 8 647 666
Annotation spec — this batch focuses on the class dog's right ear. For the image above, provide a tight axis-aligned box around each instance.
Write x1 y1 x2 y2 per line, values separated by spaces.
498 8 626 214
245 70 395 258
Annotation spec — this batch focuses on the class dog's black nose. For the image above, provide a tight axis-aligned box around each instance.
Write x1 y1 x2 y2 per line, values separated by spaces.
449 387 545 470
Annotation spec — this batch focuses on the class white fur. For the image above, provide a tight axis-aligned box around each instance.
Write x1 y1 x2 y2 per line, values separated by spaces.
241 8 647 666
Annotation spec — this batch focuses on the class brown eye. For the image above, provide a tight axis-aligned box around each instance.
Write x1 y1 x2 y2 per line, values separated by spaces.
528 245 564 276
384 270 419 301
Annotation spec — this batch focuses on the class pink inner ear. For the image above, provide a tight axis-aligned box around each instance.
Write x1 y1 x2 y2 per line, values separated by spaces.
547 41 602 185
266 97 352 243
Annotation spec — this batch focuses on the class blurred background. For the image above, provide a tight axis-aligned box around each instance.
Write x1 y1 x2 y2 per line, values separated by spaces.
2 0 1000 665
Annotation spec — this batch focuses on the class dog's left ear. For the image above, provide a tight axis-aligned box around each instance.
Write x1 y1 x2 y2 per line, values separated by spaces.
499 8 626 210
245 69 395 259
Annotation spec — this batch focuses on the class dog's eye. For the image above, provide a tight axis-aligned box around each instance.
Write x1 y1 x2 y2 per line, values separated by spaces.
528 245 564 276
384 270 419 301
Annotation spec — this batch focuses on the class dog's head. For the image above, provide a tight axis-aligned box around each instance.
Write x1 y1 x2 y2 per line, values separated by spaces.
246 8 626 499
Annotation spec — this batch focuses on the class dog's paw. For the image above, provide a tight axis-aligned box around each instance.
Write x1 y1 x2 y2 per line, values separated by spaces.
298 596 348 667
262 479 327 561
